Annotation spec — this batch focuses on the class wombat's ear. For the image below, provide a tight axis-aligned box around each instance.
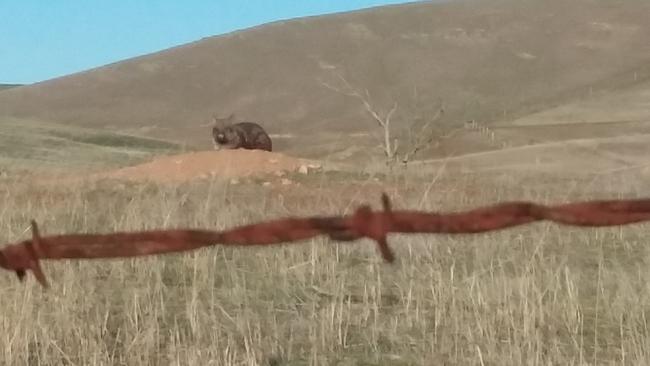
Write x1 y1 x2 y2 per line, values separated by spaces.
212 114 223 128
227 113 236 124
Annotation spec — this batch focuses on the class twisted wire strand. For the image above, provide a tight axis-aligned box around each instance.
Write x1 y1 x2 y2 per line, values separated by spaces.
2 193 650 289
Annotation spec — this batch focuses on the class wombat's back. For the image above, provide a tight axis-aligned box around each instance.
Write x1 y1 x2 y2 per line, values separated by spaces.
231 122 273 152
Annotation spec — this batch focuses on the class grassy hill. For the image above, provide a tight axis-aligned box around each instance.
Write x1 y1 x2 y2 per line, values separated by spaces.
0 0 648 161
0 84 22 91
0 116 182 172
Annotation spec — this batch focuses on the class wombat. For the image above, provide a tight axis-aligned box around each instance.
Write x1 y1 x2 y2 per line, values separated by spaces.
211 114 273 152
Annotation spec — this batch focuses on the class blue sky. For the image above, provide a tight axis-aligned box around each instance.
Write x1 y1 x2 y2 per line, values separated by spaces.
0 1 419 84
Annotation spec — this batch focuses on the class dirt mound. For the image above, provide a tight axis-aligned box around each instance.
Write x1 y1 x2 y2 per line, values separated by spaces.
98 150 316 183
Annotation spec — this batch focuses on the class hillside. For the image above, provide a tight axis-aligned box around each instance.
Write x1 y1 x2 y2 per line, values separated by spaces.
0 84 22 91
476 79 648 148
0 0 649 161
0 116 182 172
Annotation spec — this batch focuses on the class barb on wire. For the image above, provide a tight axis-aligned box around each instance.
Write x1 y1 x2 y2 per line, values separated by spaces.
2 193 650 288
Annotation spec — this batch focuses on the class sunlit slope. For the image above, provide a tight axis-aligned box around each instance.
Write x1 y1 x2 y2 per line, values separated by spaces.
0 0 647 157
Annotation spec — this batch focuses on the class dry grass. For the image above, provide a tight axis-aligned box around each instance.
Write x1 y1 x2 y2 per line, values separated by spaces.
1 174 649 365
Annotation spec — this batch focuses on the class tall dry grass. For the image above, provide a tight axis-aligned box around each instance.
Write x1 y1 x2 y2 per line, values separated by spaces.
0 173 649 365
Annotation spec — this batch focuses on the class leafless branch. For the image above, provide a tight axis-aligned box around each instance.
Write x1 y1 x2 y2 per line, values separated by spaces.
319 73 400 159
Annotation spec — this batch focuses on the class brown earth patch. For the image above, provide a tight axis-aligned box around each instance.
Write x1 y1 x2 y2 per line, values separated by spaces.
95 149 317 183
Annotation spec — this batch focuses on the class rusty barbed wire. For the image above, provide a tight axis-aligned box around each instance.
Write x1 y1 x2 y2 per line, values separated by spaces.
2 193 650 288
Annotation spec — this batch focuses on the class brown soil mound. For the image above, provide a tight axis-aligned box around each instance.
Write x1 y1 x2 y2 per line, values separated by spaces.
98 150 314 183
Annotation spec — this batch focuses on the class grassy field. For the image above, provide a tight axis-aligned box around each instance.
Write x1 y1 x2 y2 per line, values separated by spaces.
0 117 183 173
0 172 648 365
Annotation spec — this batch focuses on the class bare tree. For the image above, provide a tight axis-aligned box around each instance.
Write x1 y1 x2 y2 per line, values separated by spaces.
319 71 448 165
400 104 447 164
320 73 399 159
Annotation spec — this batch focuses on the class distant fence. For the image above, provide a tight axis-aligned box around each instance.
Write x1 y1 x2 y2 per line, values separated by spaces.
2 193 650 289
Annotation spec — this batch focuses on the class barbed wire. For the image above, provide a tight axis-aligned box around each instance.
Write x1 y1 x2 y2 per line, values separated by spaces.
2 193 650 289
